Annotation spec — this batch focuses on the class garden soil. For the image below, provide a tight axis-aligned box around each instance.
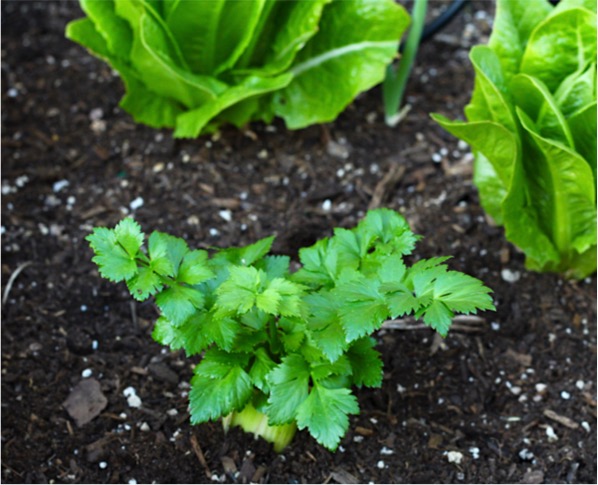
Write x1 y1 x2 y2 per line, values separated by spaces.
1 1 596 484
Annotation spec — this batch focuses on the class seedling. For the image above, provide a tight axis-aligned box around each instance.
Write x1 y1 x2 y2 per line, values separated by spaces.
87 209 494 451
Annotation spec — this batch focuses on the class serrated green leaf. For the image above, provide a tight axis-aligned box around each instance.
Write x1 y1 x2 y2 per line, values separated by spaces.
346 337 383 388
149 231 189 277
333 227 370 270
278 318 307 353
310 355 352 382
256 255 291 279
197 311 240 352
216 236 275 266
295 383 359 451
421 300 453 337
114 218 144 257
196 348 251 378
358 208 416 250
335 276 389 343
178 249 214 285
294 238 338 287
304 292 346 362
249 347 277 393
156 285 205 326
266 354 310 425
216 266 264 315
376 254 407 284
127 266 163 301
189 352 253 424
432 271 495 314
255 287 281 314
240 308 270 331
260 278 305 317
152 314 209 356
87 227 138 282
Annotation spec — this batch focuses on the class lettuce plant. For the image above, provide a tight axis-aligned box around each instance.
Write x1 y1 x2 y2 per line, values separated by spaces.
432 0 597 279
87 209 494 452
66 0 410 138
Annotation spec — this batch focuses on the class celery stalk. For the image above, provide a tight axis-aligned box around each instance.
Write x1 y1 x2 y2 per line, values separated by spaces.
223 403 297 453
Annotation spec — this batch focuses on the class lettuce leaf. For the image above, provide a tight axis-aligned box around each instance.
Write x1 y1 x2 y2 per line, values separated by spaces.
66 0 409 137
433 0 597 279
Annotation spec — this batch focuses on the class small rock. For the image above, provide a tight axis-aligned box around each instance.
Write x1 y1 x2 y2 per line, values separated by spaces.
148 363 179 385
63 379 108 427
129 197 144 211
521 470 544 484
445 451 464 465
326 140 351 159
518 448 534 461
501 268 521 283
53 179 69 193
218 209 232 222
545 425 558 442
123 386 142 408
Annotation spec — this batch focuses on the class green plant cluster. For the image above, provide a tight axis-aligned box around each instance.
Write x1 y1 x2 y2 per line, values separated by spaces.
66 0 410 137
87 209 494 451
433 0 597 279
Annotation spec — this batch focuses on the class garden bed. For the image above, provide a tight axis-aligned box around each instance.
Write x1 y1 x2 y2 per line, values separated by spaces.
1 1 596 483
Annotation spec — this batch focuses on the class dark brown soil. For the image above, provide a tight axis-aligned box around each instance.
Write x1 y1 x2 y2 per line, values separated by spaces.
2 1 596 484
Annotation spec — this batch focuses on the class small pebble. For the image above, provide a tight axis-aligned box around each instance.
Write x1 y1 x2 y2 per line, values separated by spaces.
376 460 385 469
380 446 394 455
575 380 584 390
129 197 144 211
546 425 558 442
501 268 521 283
218 209 232 222
128 480 137 485
53 179 69 193
535 383 547 393
560 391 571 400
491 322 501 331
581 421 591 432
469 447 480 460
519 448 534 461
123 387 142 408
322 199 332 212
445 451 464 465
81 368 93 378
99 462 107 469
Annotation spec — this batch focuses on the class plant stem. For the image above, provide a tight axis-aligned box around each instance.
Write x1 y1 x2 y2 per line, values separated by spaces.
223 403 297 453
383 0 428 126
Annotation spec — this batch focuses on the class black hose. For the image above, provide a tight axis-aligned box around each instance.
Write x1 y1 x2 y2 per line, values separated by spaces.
421 0 468 43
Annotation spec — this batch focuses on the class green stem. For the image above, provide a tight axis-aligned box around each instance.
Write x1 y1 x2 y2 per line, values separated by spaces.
223 402 297 453
383 0 428 125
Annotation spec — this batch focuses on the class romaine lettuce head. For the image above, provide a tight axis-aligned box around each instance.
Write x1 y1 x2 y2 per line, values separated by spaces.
433 0 597 279
66 0 409 138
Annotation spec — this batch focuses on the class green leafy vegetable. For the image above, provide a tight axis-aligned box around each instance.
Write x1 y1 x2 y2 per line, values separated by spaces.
66 0 410 137
87 209 494 451
432 0 597 279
